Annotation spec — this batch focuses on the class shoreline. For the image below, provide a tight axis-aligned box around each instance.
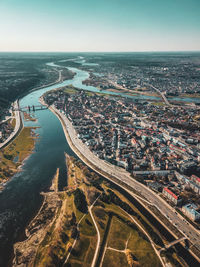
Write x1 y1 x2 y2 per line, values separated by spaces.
13 153 165 267
23 65 75 98
0 126 37 190
17 67 65 100
15 168 58 245
0 64 69 151
13 189 61 266
0 65 71 190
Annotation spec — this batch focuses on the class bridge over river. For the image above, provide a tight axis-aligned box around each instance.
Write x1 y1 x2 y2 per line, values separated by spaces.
13 104 48 112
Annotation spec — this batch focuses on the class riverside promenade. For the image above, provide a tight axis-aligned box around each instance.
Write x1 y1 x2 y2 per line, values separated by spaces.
46 102 200 261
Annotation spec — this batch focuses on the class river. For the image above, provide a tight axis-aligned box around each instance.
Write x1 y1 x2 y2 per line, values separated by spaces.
0 58 198 266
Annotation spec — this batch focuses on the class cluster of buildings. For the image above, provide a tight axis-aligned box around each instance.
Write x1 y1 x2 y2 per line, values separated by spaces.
0 113 13 144
163 173 200 221
44 88 200 222
0 105 10 121
86 57 200 96
162 187 182 206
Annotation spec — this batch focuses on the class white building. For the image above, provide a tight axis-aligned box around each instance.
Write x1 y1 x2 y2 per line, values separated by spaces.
182 203 200 222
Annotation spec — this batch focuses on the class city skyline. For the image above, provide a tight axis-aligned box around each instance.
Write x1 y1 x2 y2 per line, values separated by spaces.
0 0 200 52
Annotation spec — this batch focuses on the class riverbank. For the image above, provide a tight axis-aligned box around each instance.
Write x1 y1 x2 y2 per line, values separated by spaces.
0 67 63 151
0 126 37 187
0 66 63 151
0 65 74 188
19 66 75 99
13 170 62 266
0 62 78 267
106 87 159 97
13 155 164 267
82 76 160 99
169 93 200 99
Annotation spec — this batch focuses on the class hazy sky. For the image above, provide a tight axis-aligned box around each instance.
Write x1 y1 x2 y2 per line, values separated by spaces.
0 0 200 52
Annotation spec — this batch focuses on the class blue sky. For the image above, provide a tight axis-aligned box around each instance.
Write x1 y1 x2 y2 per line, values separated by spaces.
0 0 200 52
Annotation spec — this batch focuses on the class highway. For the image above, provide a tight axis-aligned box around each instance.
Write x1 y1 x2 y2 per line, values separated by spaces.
50 105 200 259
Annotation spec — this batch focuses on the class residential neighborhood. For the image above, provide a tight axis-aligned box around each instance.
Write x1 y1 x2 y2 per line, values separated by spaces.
44 87 200 224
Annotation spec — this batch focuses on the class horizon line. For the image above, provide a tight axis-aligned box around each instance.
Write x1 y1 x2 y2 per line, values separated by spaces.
0 50 200 53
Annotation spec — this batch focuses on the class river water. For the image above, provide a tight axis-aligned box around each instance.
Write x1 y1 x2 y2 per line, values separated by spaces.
0 59 198 266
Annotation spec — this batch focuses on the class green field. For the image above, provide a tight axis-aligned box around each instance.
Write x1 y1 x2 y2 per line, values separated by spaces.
0 127 35 182
100 213 161 267
103 250 128 267
64 86 78 94
20 156 184 267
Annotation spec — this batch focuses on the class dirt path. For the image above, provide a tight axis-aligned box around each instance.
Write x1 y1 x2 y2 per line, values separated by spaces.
89 194 101 267
62 194 101 267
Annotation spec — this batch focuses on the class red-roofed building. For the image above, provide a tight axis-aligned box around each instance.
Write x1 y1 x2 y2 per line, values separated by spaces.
191 175 200 187
131 138 137 146
169 144 186 153
136 130 142 137
162 187 182 205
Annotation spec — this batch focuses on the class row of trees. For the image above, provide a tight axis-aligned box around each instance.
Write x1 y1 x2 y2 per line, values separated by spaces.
73 188 88 213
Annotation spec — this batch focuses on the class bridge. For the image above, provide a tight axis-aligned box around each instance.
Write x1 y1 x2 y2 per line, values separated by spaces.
159 237 187 252
144 83 171 106
13 105 48 112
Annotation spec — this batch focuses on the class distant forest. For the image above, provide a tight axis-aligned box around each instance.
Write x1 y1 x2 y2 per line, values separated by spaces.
0 55 51 105
0 53 76 109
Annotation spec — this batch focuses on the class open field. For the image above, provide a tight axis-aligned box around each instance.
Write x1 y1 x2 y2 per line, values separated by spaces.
107 216 161 266
64 86 78 95
103 250 128 267
171 93 200 99
93 200 162 267
0 127 36 182
66 157 187 267
151 101 166 106
13 155 187 266
106 87 159 98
